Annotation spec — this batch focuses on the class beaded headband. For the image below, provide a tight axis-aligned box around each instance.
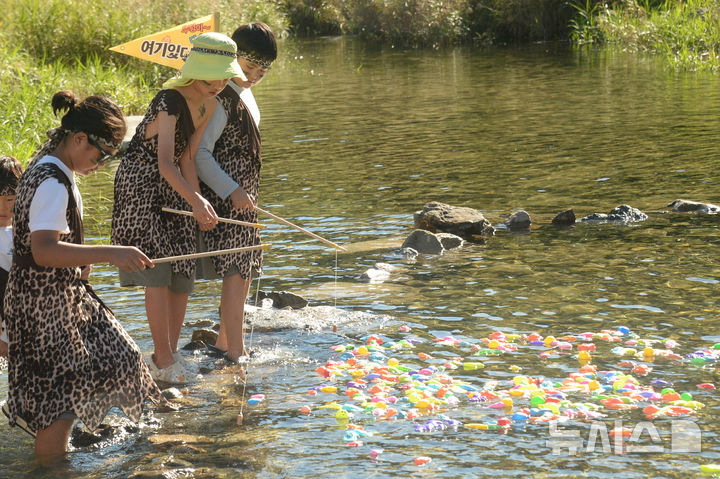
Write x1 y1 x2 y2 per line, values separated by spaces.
57 129 121 150
0 184 17 196
192 47 236 58
87 132 121 151
237 50 273 70
0 177 18 196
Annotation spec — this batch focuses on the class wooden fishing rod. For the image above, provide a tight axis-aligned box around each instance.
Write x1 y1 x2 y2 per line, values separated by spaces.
162 207 265 229
255 206 347 252
152 244 270 264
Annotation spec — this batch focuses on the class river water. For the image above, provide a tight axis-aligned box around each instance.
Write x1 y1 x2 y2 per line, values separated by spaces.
1 38 719 478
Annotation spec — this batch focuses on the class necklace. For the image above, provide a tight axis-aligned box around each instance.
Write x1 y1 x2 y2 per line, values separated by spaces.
199 103 206 118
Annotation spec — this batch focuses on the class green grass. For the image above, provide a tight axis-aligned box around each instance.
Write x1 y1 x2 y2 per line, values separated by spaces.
0 0 288 163
0 46 159 162
575 0 720 72
0 0 288 67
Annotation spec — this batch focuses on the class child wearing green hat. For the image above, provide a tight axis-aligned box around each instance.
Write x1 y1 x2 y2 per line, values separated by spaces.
112 32 244 384
195 23 277 362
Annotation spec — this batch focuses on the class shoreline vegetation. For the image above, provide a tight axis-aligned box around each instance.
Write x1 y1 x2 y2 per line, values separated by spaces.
1 0 719 160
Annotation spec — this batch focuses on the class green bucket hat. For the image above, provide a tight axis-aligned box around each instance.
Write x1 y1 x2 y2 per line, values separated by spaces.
163 32 245 89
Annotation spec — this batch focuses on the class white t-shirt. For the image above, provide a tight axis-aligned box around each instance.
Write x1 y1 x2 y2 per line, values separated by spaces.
29 156 82 233
240 85 260 127
0 226 12 272
0 226 9 343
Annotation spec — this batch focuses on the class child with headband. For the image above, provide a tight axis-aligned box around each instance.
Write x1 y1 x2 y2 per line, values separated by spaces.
195 23 277 361
3 91 162 456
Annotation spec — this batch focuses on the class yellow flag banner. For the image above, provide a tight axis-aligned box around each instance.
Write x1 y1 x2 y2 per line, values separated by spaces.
109 14 217 69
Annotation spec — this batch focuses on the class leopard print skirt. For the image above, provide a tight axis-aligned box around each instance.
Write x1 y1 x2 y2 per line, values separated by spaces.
199 86 262 279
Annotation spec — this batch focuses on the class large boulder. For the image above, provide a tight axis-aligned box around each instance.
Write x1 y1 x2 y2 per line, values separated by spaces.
414 202 494 240
580 205 648 223
667 199 720 214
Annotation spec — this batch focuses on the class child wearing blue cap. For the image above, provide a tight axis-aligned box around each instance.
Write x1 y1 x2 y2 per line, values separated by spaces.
112 32 244 383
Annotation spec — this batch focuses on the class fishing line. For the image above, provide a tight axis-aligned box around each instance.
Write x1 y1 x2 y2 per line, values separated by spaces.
238 251 262 425
236 321 255 425
334 249 338 309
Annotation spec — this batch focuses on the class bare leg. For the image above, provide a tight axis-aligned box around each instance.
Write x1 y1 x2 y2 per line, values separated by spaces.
222 273 251 361
215 320 228 351
168 291 189 353
145 286 174 369
35 418 74 456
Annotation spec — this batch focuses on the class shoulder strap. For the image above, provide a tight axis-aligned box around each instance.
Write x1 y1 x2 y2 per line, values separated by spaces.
13 163 84 269
218 85 241 124
163 89 195 144
43 163 83 245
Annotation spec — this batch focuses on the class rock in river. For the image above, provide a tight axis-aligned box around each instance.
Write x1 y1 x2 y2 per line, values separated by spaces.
414 201 494 240
402 229 444 254
667 199 720 214
580 204 648 223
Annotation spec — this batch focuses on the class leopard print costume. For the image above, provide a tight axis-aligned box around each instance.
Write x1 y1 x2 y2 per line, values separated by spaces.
4 161 163 434
199 85 262 279
111 89 196 278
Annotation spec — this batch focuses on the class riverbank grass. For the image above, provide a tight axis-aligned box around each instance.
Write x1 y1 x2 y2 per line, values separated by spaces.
592 0 720 72
0 46 158 161
0 0 287 161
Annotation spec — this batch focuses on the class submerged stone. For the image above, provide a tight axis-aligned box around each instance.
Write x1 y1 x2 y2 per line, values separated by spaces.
181 340 207 351
502 210 532 230
580 204 648 223
552 209 576 225
400 247 419 260
256 290 309 309
402 229 444 254
667 199 720 214
161 387 183 400
360 262 396 283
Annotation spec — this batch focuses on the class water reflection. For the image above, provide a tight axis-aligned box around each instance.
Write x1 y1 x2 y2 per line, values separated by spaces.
2 38 719 477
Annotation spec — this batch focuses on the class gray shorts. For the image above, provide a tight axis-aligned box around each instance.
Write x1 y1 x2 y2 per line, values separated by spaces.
118 263 195 294
195 230 243 281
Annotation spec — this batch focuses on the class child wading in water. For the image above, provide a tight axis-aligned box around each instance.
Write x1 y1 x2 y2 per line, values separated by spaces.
195 23 277 361
112 32 245 383
0 155 22 359
3 91 162 456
